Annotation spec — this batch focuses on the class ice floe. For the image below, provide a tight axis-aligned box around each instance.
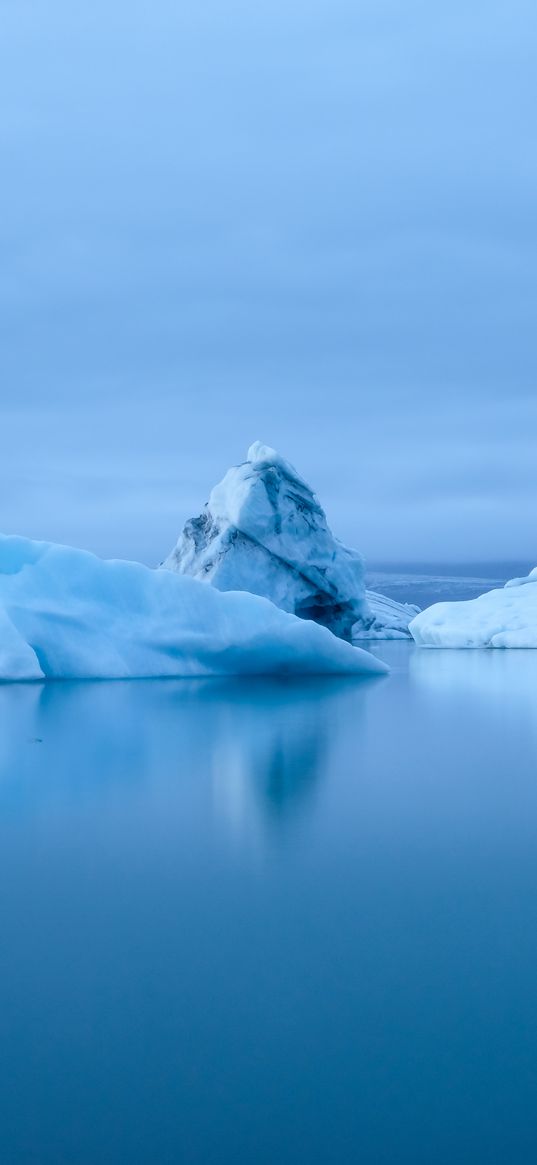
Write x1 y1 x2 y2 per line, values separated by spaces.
0 535 386 680
410 568 537 648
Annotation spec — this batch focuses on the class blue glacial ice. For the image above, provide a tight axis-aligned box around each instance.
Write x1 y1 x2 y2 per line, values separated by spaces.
0 535 387 680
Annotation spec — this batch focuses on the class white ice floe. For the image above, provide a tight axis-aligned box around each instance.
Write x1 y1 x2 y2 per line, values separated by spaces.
163 442 418 641
410 568 537 648
0 535 386 680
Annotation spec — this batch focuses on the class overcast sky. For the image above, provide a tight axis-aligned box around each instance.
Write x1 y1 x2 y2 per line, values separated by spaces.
1 0 536 564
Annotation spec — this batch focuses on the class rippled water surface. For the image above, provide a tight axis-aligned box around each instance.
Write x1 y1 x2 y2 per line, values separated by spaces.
1 642 537 1163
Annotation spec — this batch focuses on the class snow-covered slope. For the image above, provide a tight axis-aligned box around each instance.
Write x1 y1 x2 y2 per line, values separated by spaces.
0 535 386 680
410 568 537 648
163 442 418 640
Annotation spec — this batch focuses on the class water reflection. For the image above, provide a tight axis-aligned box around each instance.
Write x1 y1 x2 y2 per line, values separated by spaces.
0 676 372 836
206 678 370 842
2 658 537 1163
409 645 537 731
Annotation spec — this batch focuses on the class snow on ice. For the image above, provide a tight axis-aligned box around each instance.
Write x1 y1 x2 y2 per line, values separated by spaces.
410 568 537 648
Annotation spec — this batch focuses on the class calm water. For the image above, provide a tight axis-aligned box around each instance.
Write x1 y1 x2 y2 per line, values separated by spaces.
366 560 532 610
1 638 537 1161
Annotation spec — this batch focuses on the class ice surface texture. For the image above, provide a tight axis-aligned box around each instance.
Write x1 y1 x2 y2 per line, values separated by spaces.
0 535 386 680
163 442 418 640
410 569 537 648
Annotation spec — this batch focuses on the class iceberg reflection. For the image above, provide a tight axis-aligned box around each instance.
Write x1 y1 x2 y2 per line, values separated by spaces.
0 676 370 839
207 678 365 840
410 646 537 714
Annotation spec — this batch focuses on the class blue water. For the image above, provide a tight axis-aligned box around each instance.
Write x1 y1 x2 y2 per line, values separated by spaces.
367 561 532 611
2 600 537 1160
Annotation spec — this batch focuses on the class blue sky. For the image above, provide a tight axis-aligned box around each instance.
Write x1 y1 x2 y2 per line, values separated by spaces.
1 0 536 563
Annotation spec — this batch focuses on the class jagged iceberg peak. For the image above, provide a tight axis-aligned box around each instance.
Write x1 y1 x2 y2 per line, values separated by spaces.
245 441 310 487
163 443 418 641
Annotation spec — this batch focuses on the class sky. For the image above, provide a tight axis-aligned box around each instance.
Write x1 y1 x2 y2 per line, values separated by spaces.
1 0 536 565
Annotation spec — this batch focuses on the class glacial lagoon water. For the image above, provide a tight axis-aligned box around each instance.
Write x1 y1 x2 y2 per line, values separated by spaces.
1 599 537 1161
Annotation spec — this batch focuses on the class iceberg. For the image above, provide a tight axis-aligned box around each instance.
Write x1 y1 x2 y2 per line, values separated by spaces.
0 535 386 681
163 442 418 641
409 568 537 648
